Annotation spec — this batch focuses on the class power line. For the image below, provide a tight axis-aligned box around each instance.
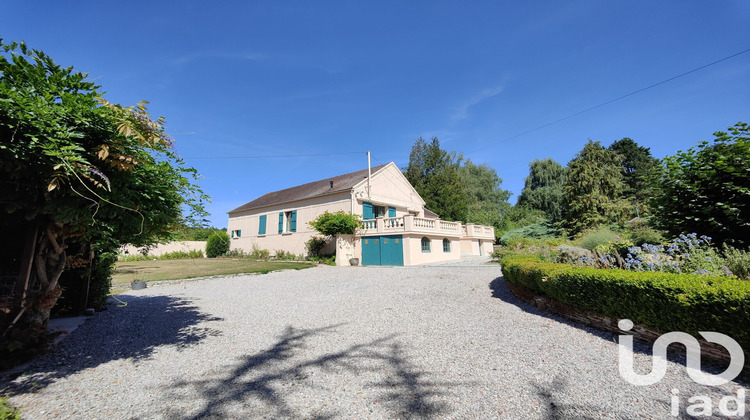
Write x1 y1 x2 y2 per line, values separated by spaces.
183 151 365 160
469 47 750 154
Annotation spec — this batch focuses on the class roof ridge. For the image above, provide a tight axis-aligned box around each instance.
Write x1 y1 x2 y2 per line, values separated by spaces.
228 163 390 214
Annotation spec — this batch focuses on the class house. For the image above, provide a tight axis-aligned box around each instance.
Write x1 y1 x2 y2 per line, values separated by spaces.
226 162 495 266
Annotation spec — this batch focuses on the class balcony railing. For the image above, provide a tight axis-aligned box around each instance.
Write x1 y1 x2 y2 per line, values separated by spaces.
359 215 494 239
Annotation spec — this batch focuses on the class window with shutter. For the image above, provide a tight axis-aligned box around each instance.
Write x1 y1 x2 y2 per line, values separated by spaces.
363 202 374 219
258 215 267 235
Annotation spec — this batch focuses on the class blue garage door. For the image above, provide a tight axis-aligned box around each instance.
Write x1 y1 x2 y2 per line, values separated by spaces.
361 235 404 266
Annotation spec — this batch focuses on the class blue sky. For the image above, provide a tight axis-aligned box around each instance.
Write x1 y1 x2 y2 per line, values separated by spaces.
3 1 749 227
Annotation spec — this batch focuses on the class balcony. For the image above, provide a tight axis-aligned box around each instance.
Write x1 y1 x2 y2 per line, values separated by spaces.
359 215 495 240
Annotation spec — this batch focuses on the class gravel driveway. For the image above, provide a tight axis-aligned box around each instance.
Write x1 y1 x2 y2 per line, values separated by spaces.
2 263 746 419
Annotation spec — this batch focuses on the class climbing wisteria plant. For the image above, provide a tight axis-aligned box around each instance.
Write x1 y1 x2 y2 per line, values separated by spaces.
0 40 208 357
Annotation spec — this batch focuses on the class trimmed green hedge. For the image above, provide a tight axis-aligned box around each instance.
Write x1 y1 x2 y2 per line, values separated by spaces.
501 255 750 350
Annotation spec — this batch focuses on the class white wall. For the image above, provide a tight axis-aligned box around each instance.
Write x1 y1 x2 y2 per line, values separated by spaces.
120 241 207 257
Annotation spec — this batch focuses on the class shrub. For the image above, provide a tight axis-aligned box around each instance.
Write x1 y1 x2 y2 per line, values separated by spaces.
0 397 20 420
624 219 665 246
499 222 559 245
501 256 750 350
274 250 296 260
309 211 360 236
205 231 230 258
724 245 750 281
575 227 621 251
160 250 204 260
305 236 328 256
250 245 271 260
307 254 336 266
225 248 246 258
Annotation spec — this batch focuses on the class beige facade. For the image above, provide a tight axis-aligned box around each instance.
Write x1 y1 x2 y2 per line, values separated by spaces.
227 162 495 266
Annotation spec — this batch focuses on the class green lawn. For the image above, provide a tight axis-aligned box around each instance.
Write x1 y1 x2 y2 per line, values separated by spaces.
112 258 314 288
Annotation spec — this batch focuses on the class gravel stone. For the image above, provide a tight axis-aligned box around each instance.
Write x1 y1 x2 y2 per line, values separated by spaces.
2 262 746 419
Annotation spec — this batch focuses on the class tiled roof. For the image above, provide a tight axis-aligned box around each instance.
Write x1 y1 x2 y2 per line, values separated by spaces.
423 208 440 219
228 164 388 214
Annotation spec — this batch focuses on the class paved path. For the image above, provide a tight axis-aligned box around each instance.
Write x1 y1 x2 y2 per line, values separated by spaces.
2 264 745 419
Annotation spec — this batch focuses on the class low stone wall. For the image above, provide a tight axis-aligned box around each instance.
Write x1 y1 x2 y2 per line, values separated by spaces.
119 241 207 257
505 280 750 374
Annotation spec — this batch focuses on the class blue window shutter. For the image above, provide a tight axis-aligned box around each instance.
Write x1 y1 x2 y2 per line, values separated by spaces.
278 212 284 233
388 206 396 217
363 202 374 219
290 210 297 232
258 215 267 235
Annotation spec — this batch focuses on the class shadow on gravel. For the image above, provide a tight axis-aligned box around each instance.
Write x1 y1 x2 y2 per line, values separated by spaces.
167 324 454 419
1 294 223 394
489 276 612 340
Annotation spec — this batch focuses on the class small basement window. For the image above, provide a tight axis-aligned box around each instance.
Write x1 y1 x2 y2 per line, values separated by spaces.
231 229 242 238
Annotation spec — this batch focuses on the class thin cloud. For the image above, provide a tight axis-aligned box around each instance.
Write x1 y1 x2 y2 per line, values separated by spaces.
172 52 266 66
449 85 505 124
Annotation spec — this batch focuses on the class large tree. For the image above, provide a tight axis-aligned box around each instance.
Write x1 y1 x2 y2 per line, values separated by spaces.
404 137 467 221
457 159 511 229
517 158 567 223
652 122 750 247
562 140 628 234
0 41 207 358
608 137 659 216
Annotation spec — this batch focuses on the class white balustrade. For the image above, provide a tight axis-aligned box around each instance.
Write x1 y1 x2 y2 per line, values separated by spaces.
383 217 404 230
439 220 459 232
413 217 435 229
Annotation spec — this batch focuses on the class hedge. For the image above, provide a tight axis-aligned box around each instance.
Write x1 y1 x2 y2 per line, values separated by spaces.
500 255 750 351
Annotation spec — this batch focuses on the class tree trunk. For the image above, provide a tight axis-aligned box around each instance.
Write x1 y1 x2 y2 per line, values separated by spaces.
23 221 67 331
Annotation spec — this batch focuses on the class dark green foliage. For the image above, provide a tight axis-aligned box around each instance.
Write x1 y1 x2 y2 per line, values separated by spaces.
517 158 567 222
501 256 750 350
405 137 468 222
305 236 328 256
496 205 548 236
652 122 750 247
457 159 511 229
172 226 225 241
205 231 230 258
608 138 659 216
500 223 558 245
0 40 208 349
563 140 629 234
308 211 360 236
87 251 116 310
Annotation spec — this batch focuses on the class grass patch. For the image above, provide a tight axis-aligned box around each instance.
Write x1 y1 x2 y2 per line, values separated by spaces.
111 258 314 288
